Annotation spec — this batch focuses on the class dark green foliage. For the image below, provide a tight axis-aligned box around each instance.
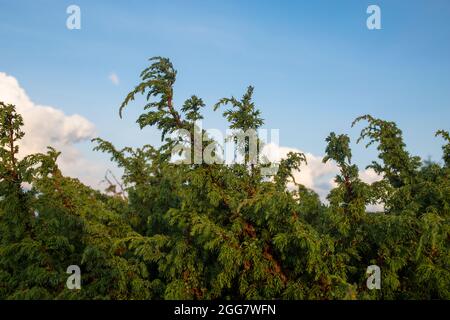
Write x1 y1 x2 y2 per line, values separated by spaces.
214 86 263 131
0 58 448 300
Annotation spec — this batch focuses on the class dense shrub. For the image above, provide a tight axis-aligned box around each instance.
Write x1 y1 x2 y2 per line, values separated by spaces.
0 58 448 299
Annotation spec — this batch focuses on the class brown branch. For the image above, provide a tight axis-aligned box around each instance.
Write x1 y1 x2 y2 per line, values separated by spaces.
7 115 18 181
263 245 288 284
104 169 127 200
167 90 183 128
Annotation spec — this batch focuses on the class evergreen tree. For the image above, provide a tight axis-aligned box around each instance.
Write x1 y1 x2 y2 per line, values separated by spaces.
0 57 448 300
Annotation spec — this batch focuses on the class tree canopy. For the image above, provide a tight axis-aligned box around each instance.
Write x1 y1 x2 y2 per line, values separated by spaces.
0 58 448 300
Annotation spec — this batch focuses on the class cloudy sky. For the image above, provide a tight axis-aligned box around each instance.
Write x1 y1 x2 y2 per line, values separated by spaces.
0 0 449 198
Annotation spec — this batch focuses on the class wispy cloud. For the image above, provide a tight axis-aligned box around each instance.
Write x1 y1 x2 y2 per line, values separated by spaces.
108 72 120 85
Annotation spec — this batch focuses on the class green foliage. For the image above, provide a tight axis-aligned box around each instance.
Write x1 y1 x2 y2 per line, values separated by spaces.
436 130 450 167
0 57 448 300
214 86 263 131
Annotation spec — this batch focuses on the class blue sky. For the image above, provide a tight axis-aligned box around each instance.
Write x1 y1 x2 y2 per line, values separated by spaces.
1 0 449 171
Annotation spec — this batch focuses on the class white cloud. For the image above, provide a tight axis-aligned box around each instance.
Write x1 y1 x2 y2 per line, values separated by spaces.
262 143 384 210
0 72 107 188
263 143 338 200
360 168 384 211
108 72 120 85
359 168 383 184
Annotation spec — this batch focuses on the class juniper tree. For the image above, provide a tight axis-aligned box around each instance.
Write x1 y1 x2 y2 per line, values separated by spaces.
93 57 353 299
0 103 154 299
351 117 449 299
214 86 264 168
0 56 448 300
